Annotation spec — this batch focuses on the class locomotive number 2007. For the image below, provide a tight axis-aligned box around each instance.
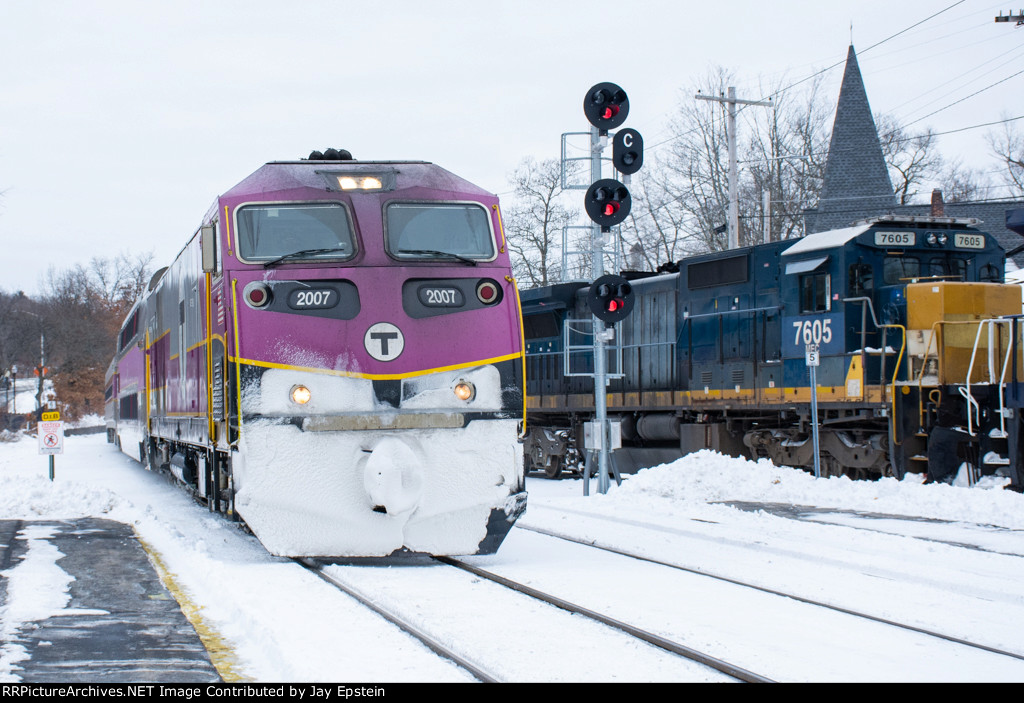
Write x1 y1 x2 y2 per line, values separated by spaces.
288 289 336 309
793 318 833 346
418 286 465 307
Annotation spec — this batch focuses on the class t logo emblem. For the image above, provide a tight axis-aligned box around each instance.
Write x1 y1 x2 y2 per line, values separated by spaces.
364 322 405 361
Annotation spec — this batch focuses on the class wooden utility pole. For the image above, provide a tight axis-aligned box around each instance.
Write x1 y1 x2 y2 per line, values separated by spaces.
695 88 772 249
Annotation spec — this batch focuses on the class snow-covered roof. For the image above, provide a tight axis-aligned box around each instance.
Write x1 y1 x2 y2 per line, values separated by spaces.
782 224 871 257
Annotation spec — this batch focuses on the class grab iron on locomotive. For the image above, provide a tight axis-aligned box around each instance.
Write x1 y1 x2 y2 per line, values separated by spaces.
520 214 1024 491
105 152 527 557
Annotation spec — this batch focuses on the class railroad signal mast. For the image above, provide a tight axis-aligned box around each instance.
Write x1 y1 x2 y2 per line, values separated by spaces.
581 82 642 494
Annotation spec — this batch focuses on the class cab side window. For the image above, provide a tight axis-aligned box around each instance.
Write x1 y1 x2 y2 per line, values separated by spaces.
849 263 873 296
800 272 831 313
980 263 1001 282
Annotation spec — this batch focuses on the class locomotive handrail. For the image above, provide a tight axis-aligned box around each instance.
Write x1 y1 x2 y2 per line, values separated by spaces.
880 324 908 446
913 320 1009 432
842 296 905 411
680 305 780 321
962 318 1014 438
841 296 881 329
915 323 942 434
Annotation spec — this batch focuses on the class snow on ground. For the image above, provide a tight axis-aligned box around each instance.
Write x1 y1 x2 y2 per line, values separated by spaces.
0 430 1023 681
597 451 1024 529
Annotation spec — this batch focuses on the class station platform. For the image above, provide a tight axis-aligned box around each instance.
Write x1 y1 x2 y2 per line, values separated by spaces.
0 517 220 682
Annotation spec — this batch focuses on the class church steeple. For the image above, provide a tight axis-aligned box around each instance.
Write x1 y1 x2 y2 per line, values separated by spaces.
807 45 896 232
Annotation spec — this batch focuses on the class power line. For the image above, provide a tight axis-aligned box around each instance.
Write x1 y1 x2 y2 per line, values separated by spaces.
904 68 1024 128
894 43 1024 120
763 1 968 103
643 2 971 157
931 113 1024 136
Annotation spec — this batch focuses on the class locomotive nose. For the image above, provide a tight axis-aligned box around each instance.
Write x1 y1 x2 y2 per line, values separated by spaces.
362 438 424 516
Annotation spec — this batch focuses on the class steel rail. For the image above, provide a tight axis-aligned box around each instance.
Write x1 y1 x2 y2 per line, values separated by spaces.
296 559 501 683
517 521 1024 663
435 555 774 683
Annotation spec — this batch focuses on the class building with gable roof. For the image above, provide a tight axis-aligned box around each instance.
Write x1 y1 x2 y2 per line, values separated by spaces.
803 45 1024 268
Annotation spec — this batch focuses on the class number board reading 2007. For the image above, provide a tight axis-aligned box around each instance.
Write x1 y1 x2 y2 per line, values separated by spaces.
418 286 465 308
288 288 339 310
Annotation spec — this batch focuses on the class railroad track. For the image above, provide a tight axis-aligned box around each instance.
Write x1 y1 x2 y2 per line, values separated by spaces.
295 556 771 683
514 518 1024 665
296 558 499 682
434 555 773 682
296 512 1024 682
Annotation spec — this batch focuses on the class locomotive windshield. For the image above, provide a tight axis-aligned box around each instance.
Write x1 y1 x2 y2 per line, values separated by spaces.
236 203 355 263
386 202 495 261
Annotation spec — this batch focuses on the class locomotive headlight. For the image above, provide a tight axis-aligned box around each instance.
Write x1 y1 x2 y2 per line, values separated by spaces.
290 385 312 405
335 175 385 190
453 381 475 402
927 233 938 246
938 233 948 245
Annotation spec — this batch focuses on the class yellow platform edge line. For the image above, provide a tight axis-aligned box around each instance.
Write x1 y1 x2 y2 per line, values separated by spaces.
136 532 249 682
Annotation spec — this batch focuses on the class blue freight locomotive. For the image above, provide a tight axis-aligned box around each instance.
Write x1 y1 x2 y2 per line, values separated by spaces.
520 215 1024 489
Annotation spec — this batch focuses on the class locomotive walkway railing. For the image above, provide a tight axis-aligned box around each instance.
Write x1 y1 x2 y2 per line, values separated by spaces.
911 319 1014 439
961 318 1015 438
843 296 907 443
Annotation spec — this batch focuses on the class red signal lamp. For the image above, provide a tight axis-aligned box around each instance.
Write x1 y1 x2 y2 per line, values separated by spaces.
587 274 635 323
583 82 629 131
584 179 631 228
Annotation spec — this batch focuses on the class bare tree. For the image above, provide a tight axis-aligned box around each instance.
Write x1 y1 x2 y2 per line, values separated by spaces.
988 120 1024 197
660 67 735 252
876 114 942 205
742 75 830 243
936 158 991 203
619 163 701 271
39 252 154 419
503 158 579 288
0 289 46 411
635 68 831 259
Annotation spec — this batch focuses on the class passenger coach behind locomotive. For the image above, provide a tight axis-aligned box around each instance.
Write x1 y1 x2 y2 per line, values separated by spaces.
522 215 1024 490
106 151 527 557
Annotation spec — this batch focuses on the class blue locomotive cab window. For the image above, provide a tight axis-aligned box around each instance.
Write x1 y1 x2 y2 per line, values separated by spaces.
980 263 1002 282
929 257 966 280
524 312 560 340
800 272 830 313
386 203 495 261
883 256 920 284
849 263 873 295
236 203 355 263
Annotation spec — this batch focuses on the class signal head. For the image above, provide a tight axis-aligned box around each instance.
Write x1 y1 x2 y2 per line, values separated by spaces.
584 82 629 131
612 128 644 175
585 179 631 228
587 274 635 324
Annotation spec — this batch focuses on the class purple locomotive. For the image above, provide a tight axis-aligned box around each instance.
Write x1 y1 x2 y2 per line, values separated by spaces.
105 151 527 557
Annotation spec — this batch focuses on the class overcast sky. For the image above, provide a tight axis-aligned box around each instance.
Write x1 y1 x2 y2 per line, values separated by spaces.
0 0 1020 295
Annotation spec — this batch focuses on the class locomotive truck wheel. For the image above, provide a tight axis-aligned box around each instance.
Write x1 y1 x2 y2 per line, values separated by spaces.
544 457 563 480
